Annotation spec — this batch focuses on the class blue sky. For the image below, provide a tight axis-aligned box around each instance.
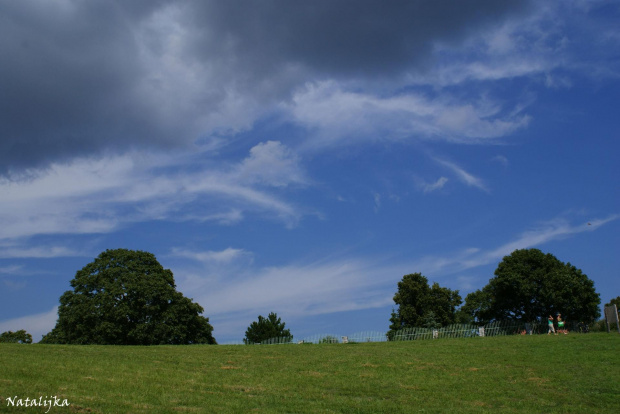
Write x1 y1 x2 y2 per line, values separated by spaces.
0 0 618 343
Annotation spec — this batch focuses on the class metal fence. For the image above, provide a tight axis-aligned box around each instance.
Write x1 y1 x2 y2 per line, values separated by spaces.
222 321 586 345
391 321 544 341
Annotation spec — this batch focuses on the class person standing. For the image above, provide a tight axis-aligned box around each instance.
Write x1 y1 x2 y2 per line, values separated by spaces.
557 313 567 334
548 315 556 335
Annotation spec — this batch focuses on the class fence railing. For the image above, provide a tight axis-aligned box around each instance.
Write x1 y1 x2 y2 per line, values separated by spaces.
391 321 547 341
222 321 585 345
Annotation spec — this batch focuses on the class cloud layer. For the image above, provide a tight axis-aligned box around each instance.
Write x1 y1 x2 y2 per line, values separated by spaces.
0 0 533 174
0 141 306 244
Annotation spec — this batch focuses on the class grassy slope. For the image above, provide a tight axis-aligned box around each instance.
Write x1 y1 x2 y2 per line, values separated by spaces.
0 334 618 413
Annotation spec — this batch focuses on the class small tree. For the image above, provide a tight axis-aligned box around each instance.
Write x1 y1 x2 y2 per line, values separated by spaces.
41 249 216 345
388 273 462 339
0 330 33 344
244 312 292 344
421 311 441 329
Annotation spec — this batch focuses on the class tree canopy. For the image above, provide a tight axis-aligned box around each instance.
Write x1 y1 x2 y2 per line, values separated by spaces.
244 312 292 344
0 330 32 344
461 249 600 324
605 296 620 309
41 249 216 345
388 273 462 338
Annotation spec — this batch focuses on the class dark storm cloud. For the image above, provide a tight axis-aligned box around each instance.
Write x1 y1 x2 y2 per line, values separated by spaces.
192 0 531 76
0 1 163 174
0 0 531 175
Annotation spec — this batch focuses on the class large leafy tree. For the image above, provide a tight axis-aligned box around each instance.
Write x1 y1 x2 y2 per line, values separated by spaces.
462 249 600 324
41 249 216 345
244 312 292 344
388 273 462 338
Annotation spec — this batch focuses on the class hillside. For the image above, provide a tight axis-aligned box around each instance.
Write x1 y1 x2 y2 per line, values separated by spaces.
1 334 618 413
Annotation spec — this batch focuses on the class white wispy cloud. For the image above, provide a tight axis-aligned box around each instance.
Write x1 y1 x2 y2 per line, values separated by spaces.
186 259 396 325
373 193 382 213
180 209 244 225
287 81 531 151
412 5 564 87
2 279 27 291
411 214 620 277
477 214 620 265
432 157 489 192
170 247 253 265
0 265 22 274
414 176 449 193
409 1 620 90
0 142 308 245
233 141 308 188
0 246 82 259
492 155 510 167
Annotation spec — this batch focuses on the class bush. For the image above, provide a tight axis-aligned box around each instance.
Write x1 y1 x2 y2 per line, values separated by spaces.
319 335 339 344
591 319 618 332
0 330 32 344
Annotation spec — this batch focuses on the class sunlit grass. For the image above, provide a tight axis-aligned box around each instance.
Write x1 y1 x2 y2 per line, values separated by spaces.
1 333 618 413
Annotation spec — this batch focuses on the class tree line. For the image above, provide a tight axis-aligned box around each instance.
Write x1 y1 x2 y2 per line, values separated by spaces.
388 248 601 339
3 247 605 345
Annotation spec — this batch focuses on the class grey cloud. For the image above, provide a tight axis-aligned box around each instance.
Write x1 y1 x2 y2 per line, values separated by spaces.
190 0 532 77
0 1 161 173
0 0 532 175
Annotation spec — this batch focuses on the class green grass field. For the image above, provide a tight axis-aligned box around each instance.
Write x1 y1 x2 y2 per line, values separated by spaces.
1 333 618 413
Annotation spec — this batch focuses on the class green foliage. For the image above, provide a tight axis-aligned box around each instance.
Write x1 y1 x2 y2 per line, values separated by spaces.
457 289 492 325
605 297 620 330
590 319 606 332
40 249 216 345
244 312 292 344
421 311 441 329
0 329 32 344
319 335 340 344
591 319 619 332
388 273 462 338
605 296 620 309
462 249 601 325
592 298 620 332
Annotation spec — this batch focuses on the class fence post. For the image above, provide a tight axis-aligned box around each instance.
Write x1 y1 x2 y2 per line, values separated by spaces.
479 327 485 337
